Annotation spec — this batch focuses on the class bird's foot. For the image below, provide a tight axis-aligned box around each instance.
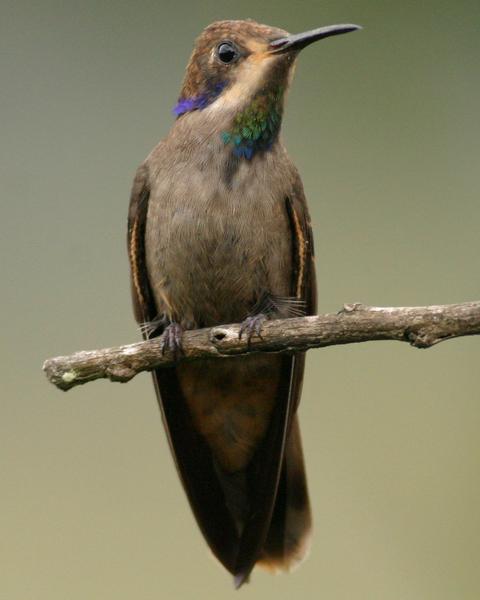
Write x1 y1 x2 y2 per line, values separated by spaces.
139 314 169 338
160 322 184 356
239 313 267 344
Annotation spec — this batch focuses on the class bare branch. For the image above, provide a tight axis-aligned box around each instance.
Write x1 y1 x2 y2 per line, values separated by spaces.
43 301 480 391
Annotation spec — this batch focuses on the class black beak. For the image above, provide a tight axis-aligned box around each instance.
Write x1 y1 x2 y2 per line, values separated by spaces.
269 23 361 53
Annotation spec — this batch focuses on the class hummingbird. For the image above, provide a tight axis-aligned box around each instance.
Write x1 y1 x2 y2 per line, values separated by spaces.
127 19 360 587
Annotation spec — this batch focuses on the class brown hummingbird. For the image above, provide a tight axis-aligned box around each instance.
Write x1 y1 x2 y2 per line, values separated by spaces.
127 19 360 587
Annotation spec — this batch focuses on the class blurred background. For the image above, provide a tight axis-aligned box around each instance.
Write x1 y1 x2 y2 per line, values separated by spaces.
1 1 479 598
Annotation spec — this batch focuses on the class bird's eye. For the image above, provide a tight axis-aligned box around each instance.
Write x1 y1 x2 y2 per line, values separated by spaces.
217 42 239 64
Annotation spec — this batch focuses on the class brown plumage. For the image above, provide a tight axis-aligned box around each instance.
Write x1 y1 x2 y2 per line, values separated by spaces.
127 18 359 586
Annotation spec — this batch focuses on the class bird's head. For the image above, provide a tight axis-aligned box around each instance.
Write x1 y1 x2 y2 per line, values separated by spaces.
174 19 360 159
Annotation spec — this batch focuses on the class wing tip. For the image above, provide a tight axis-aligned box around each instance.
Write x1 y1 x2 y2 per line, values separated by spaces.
233 570 250 589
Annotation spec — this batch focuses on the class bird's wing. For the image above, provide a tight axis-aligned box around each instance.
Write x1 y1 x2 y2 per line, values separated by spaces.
127 163 156 325
284 167 317 418
286 168 317 314
232 168 317 584
127 162 240 575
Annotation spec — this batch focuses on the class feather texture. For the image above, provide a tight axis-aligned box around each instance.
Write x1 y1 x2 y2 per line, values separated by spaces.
127 19 318 586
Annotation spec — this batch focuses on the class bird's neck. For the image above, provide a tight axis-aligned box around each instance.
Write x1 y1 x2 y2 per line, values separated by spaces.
173 81 227 116
172 83 285 160
220 86 284 160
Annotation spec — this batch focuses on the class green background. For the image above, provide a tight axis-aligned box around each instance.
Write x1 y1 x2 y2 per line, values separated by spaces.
2 1 479 598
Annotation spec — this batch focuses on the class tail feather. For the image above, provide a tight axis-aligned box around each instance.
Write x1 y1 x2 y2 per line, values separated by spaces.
257 417 312 572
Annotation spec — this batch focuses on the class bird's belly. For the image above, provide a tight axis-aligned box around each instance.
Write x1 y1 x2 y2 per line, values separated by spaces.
169 225 262 325
146 195 292 327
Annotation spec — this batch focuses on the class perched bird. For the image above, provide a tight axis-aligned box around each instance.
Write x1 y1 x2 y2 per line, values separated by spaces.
127 19 360 587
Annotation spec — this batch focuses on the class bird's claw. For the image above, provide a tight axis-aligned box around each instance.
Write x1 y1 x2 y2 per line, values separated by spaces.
160 323 184 356
239 314 267 344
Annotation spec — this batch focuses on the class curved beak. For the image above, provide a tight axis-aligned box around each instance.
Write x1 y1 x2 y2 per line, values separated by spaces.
269 23 361 53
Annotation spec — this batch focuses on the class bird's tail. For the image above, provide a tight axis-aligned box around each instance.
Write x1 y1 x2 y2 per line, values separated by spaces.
257 416 312 572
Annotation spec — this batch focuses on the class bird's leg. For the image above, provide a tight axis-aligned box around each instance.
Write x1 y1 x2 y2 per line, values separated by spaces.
160 322 184 356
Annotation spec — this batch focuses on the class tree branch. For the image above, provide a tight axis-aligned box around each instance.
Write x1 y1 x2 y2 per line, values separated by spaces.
43 301 480 391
